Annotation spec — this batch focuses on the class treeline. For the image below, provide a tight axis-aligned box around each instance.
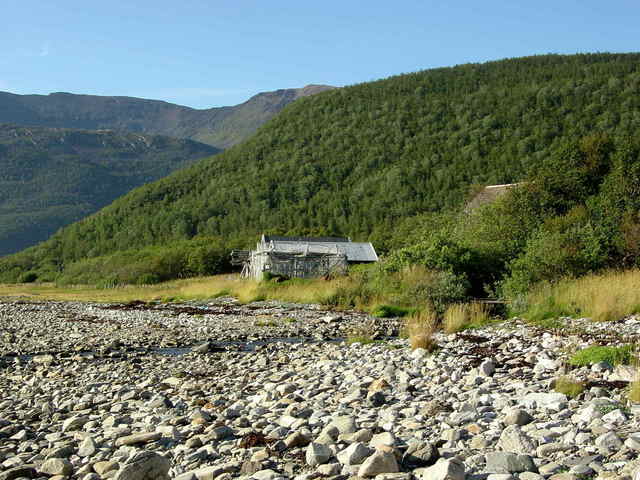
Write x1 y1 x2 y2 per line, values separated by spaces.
385 134 640 300
2 53 640 284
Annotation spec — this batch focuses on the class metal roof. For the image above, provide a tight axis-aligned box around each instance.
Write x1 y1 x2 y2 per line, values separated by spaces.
268 240 378 262
263 235 350 243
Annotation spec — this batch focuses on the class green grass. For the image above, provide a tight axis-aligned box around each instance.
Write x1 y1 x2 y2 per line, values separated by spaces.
569 345 634 367
370 304 417 318
554 376 585 398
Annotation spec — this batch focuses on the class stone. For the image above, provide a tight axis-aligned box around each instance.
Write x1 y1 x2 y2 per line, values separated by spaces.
413 458 465 480
285 431 311 448
251 470 280 480
520 392 567 408
595 431 623 450
329 415 357 435
0 465 37 480
519 474 544 480
601 409 628 424
369 378 391 392
78 436 97 457
411 348 429 359
241 461 262 476
115 431 161 446
610 365 638 382
402 440 437 468
316 463 341 476
479 359 496 377
497 425 536 454
503 408 533 426
485 452 536 474
306 442 332 466
192 342 210 353
94 461 120 476
33 354 55 364
358 450 399 477
113 452 171 480
369 432 396 449
211 426 234 440
367 391 386 407
62 415 89 432
337 442 373 465
39 458 73 476
536 443 572 457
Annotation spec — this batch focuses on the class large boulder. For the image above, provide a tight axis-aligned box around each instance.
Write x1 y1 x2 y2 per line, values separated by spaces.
113 452 171 480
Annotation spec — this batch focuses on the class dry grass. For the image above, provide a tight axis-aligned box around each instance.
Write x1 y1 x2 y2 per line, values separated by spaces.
0 275 242 303
443 304 467 333
0 274 348 305
443 302 491 333
630 377 640 403
524 269 640 322
405 309 438 351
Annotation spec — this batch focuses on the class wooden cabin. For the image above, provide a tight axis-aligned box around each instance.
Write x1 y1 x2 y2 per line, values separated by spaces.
232 235 378 280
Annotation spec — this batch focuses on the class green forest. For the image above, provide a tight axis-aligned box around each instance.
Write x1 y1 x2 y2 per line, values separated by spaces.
0 125 216 255
1 53 639 294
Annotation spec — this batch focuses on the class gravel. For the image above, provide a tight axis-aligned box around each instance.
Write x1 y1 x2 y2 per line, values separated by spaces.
1 299 639 480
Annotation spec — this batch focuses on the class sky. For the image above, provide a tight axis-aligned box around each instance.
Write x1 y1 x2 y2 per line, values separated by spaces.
1 0 638 109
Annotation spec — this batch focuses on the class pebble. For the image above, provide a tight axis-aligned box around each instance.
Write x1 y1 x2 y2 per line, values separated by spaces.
0 300 639 480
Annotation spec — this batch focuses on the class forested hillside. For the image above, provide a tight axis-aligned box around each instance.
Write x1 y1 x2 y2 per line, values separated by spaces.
0 125 216 255
0 85 334 149
2 53 640 284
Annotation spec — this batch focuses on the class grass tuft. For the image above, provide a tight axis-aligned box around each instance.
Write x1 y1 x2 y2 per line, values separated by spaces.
405 309 438 351
443 302 492 333
554 376 585 398
629 378 640 403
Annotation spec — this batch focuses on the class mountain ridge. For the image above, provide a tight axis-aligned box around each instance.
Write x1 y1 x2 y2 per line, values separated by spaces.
0 85 335 149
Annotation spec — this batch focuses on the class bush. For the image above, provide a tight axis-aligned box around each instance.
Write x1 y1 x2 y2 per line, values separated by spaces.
371 305 416 318
18 272 38 283
569 345 634 367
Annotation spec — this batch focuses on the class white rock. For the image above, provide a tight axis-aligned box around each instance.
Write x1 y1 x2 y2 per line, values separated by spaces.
414 458 465 480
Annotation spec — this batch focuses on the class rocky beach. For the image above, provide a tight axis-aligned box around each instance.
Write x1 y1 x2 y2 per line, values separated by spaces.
1 298 639 480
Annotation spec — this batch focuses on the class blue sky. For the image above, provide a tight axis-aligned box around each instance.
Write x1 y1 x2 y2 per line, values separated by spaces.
2 0 638 109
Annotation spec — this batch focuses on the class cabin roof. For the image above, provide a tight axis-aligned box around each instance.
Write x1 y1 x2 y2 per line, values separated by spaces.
268 240 378 263
465 183 524 211
262 235 350 243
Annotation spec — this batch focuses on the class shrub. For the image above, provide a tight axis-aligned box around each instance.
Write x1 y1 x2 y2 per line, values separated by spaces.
554 376 585 398
18 272 38 283
569 345 634 367
405 309 438 351
371 304 416 318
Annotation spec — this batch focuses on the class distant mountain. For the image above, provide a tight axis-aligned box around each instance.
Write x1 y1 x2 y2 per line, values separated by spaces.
0 124 217 255
0 85 335 149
